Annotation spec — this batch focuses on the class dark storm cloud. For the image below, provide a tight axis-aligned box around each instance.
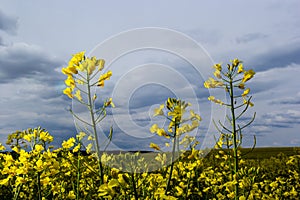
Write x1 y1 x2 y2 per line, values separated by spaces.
0 9 18 34
0 43 64 84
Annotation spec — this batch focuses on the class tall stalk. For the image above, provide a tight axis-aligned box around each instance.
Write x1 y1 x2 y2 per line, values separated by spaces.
229 76 239 200
149 98 201 195
166 122 178 194
204 59 256 199
86 74 104 184
61 52 114 186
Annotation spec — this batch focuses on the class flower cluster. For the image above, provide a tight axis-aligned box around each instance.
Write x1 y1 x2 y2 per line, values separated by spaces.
1 129 299 199
204 58 255 107
150 98 201 142
61 51 112 102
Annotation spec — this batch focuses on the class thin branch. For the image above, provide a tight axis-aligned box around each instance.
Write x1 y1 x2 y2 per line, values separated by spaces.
236 96 253 120
70 109 93 127
218 120 232 134
241 135 256 157
236 112 256 132
212 120 230 135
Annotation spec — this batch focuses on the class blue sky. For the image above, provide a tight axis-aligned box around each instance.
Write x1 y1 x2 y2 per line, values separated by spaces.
0 0 300 151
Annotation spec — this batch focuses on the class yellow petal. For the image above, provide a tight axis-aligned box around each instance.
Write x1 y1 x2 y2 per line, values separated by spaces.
149 143 160 151
242 69 255 83
238 63 244 73
242 88 250 97
74 90 82 101
63 87 73 99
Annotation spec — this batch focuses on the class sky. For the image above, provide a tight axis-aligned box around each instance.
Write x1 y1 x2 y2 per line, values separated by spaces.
0 0 300 151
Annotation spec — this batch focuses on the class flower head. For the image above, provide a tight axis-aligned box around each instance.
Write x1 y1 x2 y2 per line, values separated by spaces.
242 69 255 83
98 71 112 87
204 77 224 88
150 143 160 151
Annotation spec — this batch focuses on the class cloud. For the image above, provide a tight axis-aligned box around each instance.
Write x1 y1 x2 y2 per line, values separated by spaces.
236 33 268 44
0 43 64 84
0 9 18 34
271 92 300 105
249 39 300 72
0 41 77 148
260 110 300 128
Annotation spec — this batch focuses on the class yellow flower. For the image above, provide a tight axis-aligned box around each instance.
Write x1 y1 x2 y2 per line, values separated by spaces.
74 90 82 101
150 143 160 151
62 137 76 149
238 83 245 89
0 177 10 186
86 143 93 154
156 128 169 138
227 192 235 198
40 131 53 142
190 110 201 121
15 177 26 186
150 124 159 133
76 79 84 85
41 177 51 186
238 63 244 73
175 186 184 196
213 63 222 71
239 196 246 200
72 144 81 153
12 146 19 153
64 75 75 89
242 88 250 97
23 134 32 142
214 70 222 79
66 65 78 75
35 144 44 152
154 104 164 116
98 59 105 71
63 87 73 99
98 71 112 87
290 187 298 197
87 57 96 75
0 143 5 151
67 191 76 199
242 69 255 82
231 58 241 67
35 159 44 171
69 51 85 67
61 67 73 76
104 98 115 107
208 96 224 105
88 135 94 140
243 99 254 107
204 77 223 88
76 132 86 140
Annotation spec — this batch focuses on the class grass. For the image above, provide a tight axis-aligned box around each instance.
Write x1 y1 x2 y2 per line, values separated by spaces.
205 146 300 160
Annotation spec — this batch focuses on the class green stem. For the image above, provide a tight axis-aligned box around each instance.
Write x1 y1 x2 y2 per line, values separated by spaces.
229 77 239 200
76 149 81 200
165 121 178 194
13 184 21 200
37 172 42 200
131 172 138 200
86 73 104 185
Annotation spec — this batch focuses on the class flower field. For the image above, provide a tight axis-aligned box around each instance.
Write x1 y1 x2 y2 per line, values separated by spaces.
0 133 299 199
0 52 299 199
